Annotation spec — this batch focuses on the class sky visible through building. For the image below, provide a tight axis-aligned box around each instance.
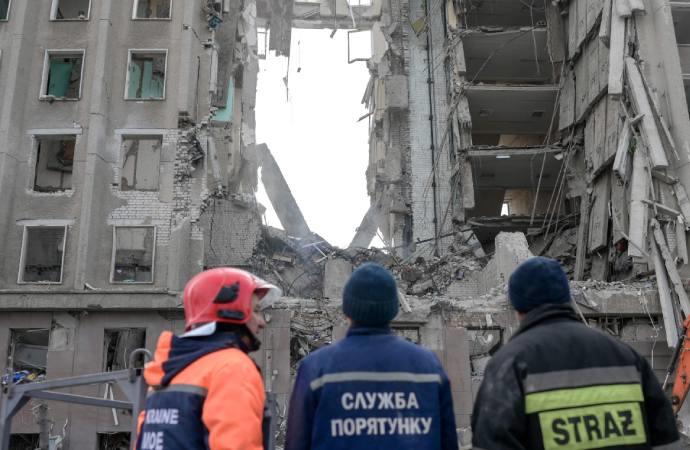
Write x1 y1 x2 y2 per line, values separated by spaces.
256 28 376 249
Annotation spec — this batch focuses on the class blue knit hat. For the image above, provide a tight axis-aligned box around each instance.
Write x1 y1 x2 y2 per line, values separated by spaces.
508 256 571 313
342 263 399 326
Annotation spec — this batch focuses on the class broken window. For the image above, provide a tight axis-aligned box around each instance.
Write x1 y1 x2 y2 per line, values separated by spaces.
347 30 372 63
257 27 268 59
120 136 161 191
51 0 90 20
103 329 146 371
6 329 49 382
19 226 67 284
348 0 372 7
126 51 167 100
41 51 84 100
9 434 40 450
111 226 156 283
34 136 75 192
391 326 421 344
97 433 131 450
133 0 171 19
0 0 10 20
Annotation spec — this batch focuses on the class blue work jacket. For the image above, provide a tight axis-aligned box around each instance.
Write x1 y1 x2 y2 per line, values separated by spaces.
285 326 459 450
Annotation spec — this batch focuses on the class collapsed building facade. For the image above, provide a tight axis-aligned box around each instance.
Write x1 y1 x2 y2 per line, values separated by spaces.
0 0 690 448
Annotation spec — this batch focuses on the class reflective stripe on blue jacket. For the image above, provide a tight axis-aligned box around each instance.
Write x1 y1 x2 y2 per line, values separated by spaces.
285 326 459 450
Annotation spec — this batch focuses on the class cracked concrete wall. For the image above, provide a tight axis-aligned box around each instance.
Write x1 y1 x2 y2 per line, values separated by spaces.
0 0 214 290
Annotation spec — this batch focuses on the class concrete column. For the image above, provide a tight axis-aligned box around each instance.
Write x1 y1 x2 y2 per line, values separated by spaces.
73 0 114 289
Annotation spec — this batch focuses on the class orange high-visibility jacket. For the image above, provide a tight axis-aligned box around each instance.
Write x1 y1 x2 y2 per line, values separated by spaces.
136 331 265 450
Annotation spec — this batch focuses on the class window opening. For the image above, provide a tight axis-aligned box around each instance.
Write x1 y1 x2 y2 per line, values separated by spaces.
347 30 372 63
348 0 372 6
0 0 10 20
19 226 67 284
111 226 155 283
133 0 171 19
391 326 421 344
51 0 90 20
34 136 75 192
257 27 268 59
103 328 146 371
126 51 167 100
501 202 510 216
42 51 84 100
97 432 131 450
121 136 161 191
8 434 40 450
5 329 49 384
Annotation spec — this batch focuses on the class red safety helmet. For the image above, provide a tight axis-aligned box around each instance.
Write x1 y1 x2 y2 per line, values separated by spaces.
183 267 281 332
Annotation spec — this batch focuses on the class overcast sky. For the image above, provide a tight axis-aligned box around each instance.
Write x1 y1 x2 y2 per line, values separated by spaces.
255 28 374 248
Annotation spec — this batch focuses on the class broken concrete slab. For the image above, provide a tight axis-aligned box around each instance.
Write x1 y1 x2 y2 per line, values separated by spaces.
256 143 312 238
323 258 352 300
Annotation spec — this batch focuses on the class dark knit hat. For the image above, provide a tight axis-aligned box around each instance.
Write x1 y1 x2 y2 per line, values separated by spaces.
508 256 571 313
342 263 399 326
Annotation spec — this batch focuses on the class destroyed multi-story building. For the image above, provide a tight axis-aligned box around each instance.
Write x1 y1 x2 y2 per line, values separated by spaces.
1 0 690 447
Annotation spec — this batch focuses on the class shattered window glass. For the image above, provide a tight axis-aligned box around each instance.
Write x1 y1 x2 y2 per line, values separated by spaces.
44 52 84 99
52 0 90 20
103 328 146 371
134 0 171 19
34 137 75 192
127 51 166 100
5 329 49 384
112 227 155 283
20 226 66 284
121 137 161 191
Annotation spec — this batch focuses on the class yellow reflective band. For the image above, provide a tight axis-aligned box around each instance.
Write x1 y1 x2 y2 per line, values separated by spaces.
539 402 647 450
525 384 643 414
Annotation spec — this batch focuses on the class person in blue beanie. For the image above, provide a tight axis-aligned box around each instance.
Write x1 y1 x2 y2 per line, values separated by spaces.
472 256 678 450
285 262 459 450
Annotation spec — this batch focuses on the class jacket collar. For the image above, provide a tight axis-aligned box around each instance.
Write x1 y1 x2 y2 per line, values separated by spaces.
347 326 392 337
512 303 579 339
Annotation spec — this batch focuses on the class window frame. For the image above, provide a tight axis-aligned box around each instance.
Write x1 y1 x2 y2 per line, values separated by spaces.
132 0 173 21
110 225 157 285
39 49 86 101
0 0 11 21
18 224 68 285
50 0 92 21
119 134 163 191
124 49 168 101
32 134 78 193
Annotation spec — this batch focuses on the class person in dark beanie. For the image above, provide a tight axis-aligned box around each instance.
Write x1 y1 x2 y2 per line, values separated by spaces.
472 256 679 450
285 263 459 450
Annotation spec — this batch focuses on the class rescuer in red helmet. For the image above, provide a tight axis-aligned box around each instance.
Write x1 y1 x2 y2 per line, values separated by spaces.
136 267 281 450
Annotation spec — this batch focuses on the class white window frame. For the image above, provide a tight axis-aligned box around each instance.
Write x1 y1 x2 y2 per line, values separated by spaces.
132 0 173 20
0 0 11 21
124 49 168 101
39 49 86 101
110 225 157 284
50 0 91 21
18 224 68 285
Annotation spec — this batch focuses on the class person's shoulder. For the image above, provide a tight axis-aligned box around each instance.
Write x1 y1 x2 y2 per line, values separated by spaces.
206 347 259 375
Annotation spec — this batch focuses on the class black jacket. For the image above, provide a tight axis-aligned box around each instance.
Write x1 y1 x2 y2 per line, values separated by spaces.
472 304 679 450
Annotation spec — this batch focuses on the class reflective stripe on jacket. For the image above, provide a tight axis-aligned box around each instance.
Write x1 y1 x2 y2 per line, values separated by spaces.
471 304 679 450
285 327 459 450
136 331 265 450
